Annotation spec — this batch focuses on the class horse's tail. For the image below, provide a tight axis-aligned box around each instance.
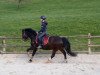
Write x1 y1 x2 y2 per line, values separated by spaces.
61 37 77 57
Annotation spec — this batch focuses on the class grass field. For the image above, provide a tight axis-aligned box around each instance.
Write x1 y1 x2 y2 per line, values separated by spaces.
0 0 100 37
0 0 100 52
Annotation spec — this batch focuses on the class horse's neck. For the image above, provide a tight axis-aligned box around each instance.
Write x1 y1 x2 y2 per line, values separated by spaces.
30 35 36 43
28 31 37 43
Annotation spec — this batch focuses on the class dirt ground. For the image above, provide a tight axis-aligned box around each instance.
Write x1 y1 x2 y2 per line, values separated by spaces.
0 54 100 75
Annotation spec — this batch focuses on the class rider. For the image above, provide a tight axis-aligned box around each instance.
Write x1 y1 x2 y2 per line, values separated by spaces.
38 16 48 48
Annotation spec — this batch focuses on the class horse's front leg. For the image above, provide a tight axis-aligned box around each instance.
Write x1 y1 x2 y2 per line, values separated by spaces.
29 47 37 63
27 46 33 57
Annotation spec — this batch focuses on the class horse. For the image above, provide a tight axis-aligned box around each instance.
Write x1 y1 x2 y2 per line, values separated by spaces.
22 28 77 62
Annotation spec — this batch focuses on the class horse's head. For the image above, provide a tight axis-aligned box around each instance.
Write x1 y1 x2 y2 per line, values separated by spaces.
22 28 37 41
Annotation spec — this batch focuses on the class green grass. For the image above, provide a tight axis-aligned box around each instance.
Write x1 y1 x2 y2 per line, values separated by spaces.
0 0 100 52
0 0 100 37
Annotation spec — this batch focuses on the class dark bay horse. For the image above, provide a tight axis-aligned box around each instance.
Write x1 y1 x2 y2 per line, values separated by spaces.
22 28 77 62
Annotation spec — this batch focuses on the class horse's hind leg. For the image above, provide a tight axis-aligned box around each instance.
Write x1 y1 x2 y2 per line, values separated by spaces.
46 50 57 63
51 50 57 59
60 49 67 63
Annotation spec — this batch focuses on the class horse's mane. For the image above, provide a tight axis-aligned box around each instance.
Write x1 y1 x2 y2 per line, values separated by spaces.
22 28 37 36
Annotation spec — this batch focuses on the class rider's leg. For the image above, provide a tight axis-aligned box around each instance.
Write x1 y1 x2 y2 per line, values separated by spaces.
38 32 45 48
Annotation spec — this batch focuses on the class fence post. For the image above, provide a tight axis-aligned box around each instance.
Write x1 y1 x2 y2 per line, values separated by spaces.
2 39 6 53
88 33 92 54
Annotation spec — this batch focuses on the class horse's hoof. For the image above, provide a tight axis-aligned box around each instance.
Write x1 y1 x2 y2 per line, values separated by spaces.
65 61 68 63
63 59 67 63
64 60 68 63
45 60 52 63
29 59 32 63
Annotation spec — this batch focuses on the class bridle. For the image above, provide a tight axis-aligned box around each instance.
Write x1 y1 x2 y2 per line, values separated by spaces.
22 30 28 39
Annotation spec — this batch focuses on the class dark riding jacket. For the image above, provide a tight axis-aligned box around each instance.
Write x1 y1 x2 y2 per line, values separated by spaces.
38 20 48 45
39 20 48 33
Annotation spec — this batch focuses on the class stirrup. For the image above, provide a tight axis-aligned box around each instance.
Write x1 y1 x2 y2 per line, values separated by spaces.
37 45 42 49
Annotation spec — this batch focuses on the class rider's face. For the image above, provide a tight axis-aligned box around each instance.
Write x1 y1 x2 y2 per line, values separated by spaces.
40 19 42 21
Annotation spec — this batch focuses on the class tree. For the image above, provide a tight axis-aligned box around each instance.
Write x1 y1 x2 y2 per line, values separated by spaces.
18 0 22 9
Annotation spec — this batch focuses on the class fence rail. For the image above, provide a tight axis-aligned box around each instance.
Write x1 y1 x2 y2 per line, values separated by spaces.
0 33 100 54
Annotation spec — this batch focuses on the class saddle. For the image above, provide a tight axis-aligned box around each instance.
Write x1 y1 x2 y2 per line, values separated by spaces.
36 34 49 46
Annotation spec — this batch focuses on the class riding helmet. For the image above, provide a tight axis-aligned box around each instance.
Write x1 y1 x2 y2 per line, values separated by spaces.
40 16 46 20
